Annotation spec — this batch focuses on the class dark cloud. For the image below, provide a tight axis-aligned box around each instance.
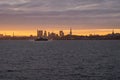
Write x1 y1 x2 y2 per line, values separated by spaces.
0 0 120 28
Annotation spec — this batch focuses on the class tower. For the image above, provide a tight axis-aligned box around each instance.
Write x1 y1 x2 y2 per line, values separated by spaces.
112 29 115 35
70 28 72 35
13 32 14 37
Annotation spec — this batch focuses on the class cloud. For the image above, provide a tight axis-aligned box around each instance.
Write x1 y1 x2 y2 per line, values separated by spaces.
0 0 120 13
0 0 120 28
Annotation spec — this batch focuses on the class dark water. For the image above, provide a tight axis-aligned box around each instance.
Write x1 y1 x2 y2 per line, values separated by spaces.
0 40 120 80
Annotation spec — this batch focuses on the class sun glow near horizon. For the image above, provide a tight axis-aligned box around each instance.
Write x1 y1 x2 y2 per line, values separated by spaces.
0 29 120 36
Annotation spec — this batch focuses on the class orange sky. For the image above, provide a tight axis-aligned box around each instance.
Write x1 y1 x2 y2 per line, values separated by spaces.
0 28 120 36
0 24 120 36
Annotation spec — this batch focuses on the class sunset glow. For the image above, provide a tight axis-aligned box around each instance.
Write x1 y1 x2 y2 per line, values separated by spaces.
0 0 120 36
0 29 120 36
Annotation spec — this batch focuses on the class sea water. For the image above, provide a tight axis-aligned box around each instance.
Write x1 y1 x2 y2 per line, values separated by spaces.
0 40 120 80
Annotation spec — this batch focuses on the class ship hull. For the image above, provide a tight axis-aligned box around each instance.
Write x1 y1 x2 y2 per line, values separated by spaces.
34 38 48 41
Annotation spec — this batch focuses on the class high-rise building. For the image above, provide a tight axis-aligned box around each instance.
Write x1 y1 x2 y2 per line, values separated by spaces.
48 32 50 37
59 30 64 37
37 30 43 37
44 30 47 37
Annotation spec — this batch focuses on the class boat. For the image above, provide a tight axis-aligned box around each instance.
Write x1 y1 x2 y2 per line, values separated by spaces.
34 37 48 41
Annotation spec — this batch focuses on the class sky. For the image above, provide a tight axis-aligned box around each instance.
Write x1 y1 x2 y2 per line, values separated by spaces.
0 0 120 36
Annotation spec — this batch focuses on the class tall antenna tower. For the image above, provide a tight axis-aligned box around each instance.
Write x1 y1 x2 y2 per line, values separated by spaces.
70 28 72 35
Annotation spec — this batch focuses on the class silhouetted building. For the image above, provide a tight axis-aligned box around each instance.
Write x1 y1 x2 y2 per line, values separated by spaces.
0 34 3 38
5 35 11 37
44 30 47 38
37 30 43 37
112 29 115 35
48 32 50 37
48 32 59 40
59 30 64 37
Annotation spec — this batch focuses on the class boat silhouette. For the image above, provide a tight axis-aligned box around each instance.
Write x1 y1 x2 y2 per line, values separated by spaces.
35 37 48 41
